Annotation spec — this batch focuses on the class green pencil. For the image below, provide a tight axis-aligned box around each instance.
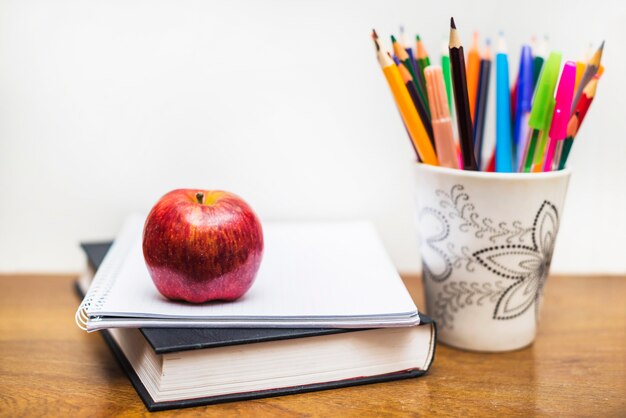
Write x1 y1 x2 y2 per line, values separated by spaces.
392 35 430 118
532 36 547 91
416 35 431 83
441 40 453 118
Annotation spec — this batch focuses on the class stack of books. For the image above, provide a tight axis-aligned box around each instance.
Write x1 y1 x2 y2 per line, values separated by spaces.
76 215 436 411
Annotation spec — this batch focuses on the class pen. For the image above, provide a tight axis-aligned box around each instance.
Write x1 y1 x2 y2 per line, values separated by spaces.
495 34 513 172
513 45 534 169
466 32 480 124
424 65 459 168
520 51 562 172
543 61 576 171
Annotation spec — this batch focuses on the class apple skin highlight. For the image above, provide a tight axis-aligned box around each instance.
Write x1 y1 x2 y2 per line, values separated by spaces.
142 189 264 303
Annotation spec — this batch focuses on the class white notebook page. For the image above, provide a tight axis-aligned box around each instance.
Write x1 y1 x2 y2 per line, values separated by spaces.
81 215 418 328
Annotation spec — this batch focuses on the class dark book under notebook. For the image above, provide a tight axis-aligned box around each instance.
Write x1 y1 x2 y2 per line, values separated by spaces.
77 242 437 412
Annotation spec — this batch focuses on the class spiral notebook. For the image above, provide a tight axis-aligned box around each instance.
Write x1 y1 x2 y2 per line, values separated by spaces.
76 215 420 332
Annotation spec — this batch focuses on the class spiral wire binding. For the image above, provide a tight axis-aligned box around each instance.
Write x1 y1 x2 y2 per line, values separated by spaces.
75 215 143 331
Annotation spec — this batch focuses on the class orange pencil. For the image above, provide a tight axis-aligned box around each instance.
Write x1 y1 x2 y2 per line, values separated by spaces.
574 61 586 92
372 31 438 165
466 32 481 123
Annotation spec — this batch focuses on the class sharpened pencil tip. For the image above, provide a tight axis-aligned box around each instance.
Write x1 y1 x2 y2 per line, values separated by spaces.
391 35 397 43
372 29 378 39
599 40 605 50
416 34 421 41
450 17 456 29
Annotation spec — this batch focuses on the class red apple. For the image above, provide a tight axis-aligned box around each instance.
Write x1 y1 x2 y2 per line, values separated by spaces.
142 189 263 303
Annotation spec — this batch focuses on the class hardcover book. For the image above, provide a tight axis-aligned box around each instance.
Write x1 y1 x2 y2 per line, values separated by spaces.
77 241 436 411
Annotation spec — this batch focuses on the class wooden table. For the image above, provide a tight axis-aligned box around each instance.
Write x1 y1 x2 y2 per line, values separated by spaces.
1 274 624 417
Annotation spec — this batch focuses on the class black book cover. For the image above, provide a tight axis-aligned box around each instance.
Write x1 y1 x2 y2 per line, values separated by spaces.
78 241 437 411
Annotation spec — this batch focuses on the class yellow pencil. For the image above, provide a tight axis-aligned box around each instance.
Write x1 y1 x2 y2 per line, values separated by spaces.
372 31 438 165
574 61 586 92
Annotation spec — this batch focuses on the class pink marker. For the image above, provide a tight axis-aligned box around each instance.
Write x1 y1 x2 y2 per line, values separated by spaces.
543 61 576 171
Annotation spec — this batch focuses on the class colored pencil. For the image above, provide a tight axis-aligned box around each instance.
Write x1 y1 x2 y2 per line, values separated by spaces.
373 31 419 159
466 32 481 123
473 40 492 169
397 61 436 148
416 35 431 84
532 37 547 91
558 76 599 168
400 25 419 76
424 65 459 168
542 61 576 171
571 41 604 115
449 18 478 170
392 35 430 119
558 113 579 170
495 34 513 172
372 25 603 173
574 61 586 92
372 31 438 165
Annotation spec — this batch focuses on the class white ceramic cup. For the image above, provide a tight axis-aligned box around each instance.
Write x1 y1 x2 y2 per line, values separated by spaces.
414 164 571 352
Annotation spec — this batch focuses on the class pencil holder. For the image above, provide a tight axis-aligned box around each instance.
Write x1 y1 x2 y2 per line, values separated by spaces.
414 164 571 352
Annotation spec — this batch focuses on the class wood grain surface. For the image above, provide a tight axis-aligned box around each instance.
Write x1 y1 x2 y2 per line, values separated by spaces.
0 274 624 417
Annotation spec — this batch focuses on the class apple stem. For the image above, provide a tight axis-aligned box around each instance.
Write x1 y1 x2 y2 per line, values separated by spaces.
195 192 204 204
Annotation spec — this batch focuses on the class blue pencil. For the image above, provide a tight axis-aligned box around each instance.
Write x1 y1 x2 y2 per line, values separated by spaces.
473 40 492 169
495 34 513 172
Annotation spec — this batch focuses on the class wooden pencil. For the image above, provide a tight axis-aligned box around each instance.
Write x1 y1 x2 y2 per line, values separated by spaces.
558 112 579 170
372 31 438 165
559 76 599 168
473 40 492 169
571 41 604 115
392 36 431 119
399 25 418 76
415 35 431 85
397 61 436 149
449 18 478 170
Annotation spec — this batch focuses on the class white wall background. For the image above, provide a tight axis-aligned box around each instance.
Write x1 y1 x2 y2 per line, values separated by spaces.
1 0 625 274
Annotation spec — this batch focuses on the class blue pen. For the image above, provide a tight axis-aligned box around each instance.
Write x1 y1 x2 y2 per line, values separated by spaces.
513 45 534 170
495 34 513 172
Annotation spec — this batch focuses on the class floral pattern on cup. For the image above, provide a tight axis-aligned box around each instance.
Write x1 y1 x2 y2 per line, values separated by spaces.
420 185 560 329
